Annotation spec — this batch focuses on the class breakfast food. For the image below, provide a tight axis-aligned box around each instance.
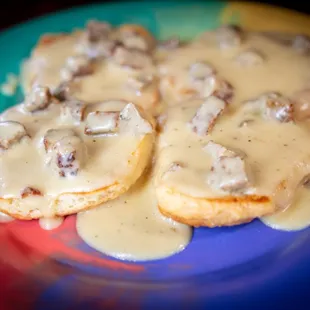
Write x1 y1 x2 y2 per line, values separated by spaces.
155 97 310 227
0 85 155 220
155 26 310 227
21 21 161 114
1 20 310 261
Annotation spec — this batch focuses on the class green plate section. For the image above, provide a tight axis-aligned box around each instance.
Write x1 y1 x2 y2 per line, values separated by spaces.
0 0 227 111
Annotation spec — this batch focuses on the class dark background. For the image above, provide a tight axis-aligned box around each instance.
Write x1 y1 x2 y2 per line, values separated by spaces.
0 1 309 30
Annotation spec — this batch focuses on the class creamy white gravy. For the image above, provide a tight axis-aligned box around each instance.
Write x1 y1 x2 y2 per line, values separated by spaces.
157 101 310 199
0 211 15 223
39 216 64 230
77 175 192 261
262 186 310 231
22 31 160 112
159 33 310 106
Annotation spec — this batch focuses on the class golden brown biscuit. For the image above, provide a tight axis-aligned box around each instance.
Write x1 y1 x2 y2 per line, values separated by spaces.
0 89 155 220
155 94 310 227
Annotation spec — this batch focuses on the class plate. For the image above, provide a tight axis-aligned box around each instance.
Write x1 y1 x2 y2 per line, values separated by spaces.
1 1 310 309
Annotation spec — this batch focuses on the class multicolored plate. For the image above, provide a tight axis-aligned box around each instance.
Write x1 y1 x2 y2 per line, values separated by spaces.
1 1 310 309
